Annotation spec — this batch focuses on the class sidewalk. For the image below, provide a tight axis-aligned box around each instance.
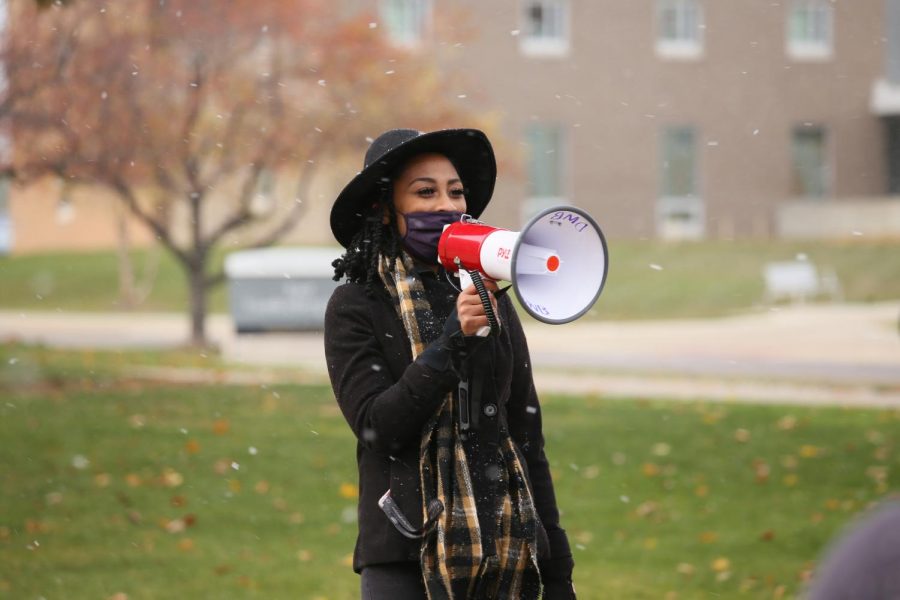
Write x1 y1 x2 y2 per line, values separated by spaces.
1 303 898 407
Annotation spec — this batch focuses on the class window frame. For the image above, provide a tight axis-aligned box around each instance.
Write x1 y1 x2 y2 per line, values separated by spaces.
379 0 433 48
657 125 705 240
786 0 834 61
655 0 705 61
522 122 568 223
519 0 571 58
790 123 831 199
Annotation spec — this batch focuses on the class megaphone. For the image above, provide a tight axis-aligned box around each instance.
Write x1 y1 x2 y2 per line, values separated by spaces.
437 205 608 325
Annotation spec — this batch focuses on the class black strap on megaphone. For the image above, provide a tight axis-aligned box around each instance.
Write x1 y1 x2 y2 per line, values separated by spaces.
454 260 508 338
378 489 443 540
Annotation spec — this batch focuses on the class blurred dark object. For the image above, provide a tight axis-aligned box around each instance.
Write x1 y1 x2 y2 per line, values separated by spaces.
807 500 900 599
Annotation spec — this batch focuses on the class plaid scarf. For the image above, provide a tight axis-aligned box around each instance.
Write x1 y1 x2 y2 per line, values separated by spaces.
379 254 543 600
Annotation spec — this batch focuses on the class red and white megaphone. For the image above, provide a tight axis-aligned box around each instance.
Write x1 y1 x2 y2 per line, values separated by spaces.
437 205 608 325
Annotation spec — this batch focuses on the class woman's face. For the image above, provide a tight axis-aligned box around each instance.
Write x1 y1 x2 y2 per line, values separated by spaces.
392 153 467 236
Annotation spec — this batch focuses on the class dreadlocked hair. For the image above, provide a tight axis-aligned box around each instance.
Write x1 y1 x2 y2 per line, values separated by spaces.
332 191 402 295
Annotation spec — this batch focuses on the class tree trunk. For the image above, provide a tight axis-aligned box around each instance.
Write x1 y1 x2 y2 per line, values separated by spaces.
115 203 137 309
187 262 208 347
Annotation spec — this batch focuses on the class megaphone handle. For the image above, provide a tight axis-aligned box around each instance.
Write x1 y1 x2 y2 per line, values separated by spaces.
464 269 500 338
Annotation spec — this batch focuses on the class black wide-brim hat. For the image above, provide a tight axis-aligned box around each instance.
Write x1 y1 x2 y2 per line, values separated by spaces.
330 128 496 248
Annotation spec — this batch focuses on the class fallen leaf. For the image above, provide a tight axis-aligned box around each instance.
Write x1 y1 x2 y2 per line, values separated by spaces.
752 459 770 484
799 445 820 458
760 529 775 541
699 531 718 544
676 563 695 576
339 483 359 499
734 428 751 443
652 443 671 456
582 465 600 479
162 468 184 488
177 538 194 552
212 419 230 435
641 463 660 477
164 518 186 533
635 501 658 518
781 455 798 470
574 530 594 544
776 415 798 431
711 557 730 572
185 440 201 454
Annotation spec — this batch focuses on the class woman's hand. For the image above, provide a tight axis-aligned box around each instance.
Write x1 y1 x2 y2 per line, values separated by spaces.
456 279 500 336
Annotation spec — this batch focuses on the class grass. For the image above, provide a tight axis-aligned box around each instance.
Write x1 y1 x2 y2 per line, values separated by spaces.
1 343 899 599
1 239 899 319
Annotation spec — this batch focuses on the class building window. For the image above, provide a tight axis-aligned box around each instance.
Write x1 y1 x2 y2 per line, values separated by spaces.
658 126 704 239
791 125 829 198
379 0 431 47
520 0 570 58
523 123 566 220
787 0 833 60
656 0 704 60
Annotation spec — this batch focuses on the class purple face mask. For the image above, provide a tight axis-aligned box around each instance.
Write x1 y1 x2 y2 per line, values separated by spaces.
398 210 464 265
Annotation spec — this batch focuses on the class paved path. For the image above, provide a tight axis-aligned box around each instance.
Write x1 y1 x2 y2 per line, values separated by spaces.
2 303 898 407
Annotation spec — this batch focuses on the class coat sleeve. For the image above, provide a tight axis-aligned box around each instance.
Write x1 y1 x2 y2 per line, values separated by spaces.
324 283 458 456
501 297 575 585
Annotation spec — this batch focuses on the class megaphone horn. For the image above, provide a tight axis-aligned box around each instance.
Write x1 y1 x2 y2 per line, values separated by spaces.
437 205 608 324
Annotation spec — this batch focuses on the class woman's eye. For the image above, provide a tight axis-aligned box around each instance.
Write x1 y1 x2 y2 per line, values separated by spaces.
416 187 436 197
450 188 466 198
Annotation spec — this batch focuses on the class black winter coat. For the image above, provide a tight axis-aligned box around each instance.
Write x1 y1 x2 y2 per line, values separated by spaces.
323 271 574 583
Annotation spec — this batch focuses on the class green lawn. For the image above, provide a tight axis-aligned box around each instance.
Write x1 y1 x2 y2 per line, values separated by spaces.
2 239 899 319
2 344 898 599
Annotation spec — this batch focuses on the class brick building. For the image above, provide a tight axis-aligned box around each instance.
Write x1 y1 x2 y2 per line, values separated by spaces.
365 0 900 239
2 0 899 254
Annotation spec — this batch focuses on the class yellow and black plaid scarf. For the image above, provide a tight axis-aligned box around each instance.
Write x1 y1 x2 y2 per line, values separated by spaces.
379 253 543 600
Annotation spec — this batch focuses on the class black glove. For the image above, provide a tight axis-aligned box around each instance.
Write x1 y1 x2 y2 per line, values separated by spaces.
417 307 491 374
543 578 577 599
416 308 468 373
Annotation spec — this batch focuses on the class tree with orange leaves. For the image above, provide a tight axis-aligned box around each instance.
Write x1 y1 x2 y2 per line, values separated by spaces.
3 0 477 345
